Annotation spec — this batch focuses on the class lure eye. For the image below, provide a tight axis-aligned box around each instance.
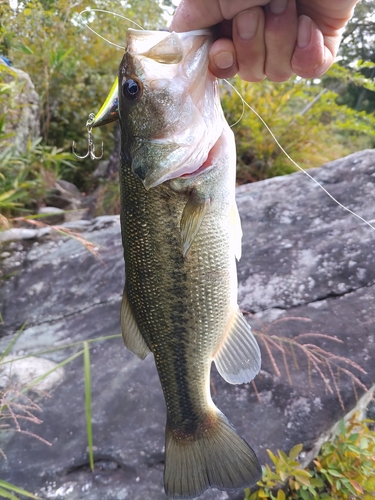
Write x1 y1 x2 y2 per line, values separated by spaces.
122 78 142 102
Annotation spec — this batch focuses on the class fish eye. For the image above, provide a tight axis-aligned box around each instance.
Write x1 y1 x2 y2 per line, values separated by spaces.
122 78 142 102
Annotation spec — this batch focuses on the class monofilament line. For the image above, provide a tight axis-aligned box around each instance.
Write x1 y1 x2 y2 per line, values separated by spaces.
224 79 375 233
79 9 145 50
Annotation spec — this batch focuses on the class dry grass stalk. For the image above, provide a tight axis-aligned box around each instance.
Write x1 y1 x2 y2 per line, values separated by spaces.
0 214 10 230
0 387 52 459
12 216 102 258
242 312 368 411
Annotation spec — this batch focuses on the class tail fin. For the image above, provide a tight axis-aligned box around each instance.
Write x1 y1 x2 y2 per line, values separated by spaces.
164 409 261 499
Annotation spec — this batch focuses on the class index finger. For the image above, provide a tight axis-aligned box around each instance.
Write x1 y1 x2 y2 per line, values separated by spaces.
170 0 270 32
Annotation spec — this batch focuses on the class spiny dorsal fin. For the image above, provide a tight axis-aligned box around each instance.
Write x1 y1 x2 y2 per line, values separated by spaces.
121 290 150 360
142 32 183 64
180 190 210 257
214 308 261 384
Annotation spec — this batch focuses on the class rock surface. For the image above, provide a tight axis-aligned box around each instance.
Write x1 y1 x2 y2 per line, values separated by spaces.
0 59 40 152
0 150 375 500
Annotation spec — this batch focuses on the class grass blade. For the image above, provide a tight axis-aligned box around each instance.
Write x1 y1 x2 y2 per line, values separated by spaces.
0 479 41 499
83 341 94 471
0 334 121 366
0 487 18 500
0 323 26 363
19 350 84 395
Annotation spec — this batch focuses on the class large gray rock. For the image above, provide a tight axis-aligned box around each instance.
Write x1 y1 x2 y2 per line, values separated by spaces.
0 59 40 152
0 150 374 500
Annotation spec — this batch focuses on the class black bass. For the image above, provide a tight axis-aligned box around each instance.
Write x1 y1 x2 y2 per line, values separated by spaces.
93 28 261 499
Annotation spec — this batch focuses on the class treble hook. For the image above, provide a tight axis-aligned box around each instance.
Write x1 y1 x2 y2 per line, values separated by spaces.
72 113 104 160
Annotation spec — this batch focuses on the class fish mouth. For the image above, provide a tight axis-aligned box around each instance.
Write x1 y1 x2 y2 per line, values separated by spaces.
179 144 216 180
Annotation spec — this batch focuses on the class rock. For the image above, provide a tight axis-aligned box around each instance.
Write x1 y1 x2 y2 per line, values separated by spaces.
0 227 39 243
38 207 65 225
46 180 82 210
0 59 40 153
0 356 65 392
92 160 110 179
0 150 374 500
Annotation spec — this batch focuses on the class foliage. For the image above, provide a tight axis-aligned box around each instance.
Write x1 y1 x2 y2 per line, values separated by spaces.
311 416 375 499
1 0 374 214
0 0 173 190
244 413 375 500
221 72 375 183
244 444 316 500
337 1 375 113
0 64 77 220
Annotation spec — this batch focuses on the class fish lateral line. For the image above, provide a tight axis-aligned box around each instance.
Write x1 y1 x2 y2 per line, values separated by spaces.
223 78 375 234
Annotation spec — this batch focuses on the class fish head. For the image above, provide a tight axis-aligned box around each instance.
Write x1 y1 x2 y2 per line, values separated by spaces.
119 28 225 189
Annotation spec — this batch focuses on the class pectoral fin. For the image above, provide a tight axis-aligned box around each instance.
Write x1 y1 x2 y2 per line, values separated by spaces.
214 308 261 384
230 203 242 261
180 190 210 257
121 290 150 360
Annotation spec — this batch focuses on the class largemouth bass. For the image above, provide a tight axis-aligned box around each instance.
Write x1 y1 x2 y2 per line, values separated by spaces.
93 28 262 499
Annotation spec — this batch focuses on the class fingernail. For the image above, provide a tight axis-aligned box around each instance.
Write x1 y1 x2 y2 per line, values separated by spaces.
236 10 258 41
269 0 288 15
213 52 234 70
297 15 312 48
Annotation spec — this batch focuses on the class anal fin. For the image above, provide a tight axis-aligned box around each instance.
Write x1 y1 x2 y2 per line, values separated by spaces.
214 308 261 384
180 190 210 257
121 290 150 360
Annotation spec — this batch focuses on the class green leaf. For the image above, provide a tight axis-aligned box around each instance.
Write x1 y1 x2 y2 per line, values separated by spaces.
267 449 278 466
289 443 303 460
276 490 285 500
13 42 34 55
294 473 311 487
327 469 343 478
83 341 94 472
338 419 346 435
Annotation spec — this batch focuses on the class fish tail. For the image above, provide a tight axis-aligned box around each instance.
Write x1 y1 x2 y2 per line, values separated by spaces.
164 409 261 499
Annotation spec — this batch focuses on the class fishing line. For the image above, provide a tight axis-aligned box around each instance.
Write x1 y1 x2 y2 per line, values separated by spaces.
78 16 374 233
79 9 145 50
223 78 375 233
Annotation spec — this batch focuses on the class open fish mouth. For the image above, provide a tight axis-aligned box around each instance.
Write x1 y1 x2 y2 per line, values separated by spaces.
179 137 223 180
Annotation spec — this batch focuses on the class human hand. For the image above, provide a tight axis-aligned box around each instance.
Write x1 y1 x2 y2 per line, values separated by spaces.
169 0 359 82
